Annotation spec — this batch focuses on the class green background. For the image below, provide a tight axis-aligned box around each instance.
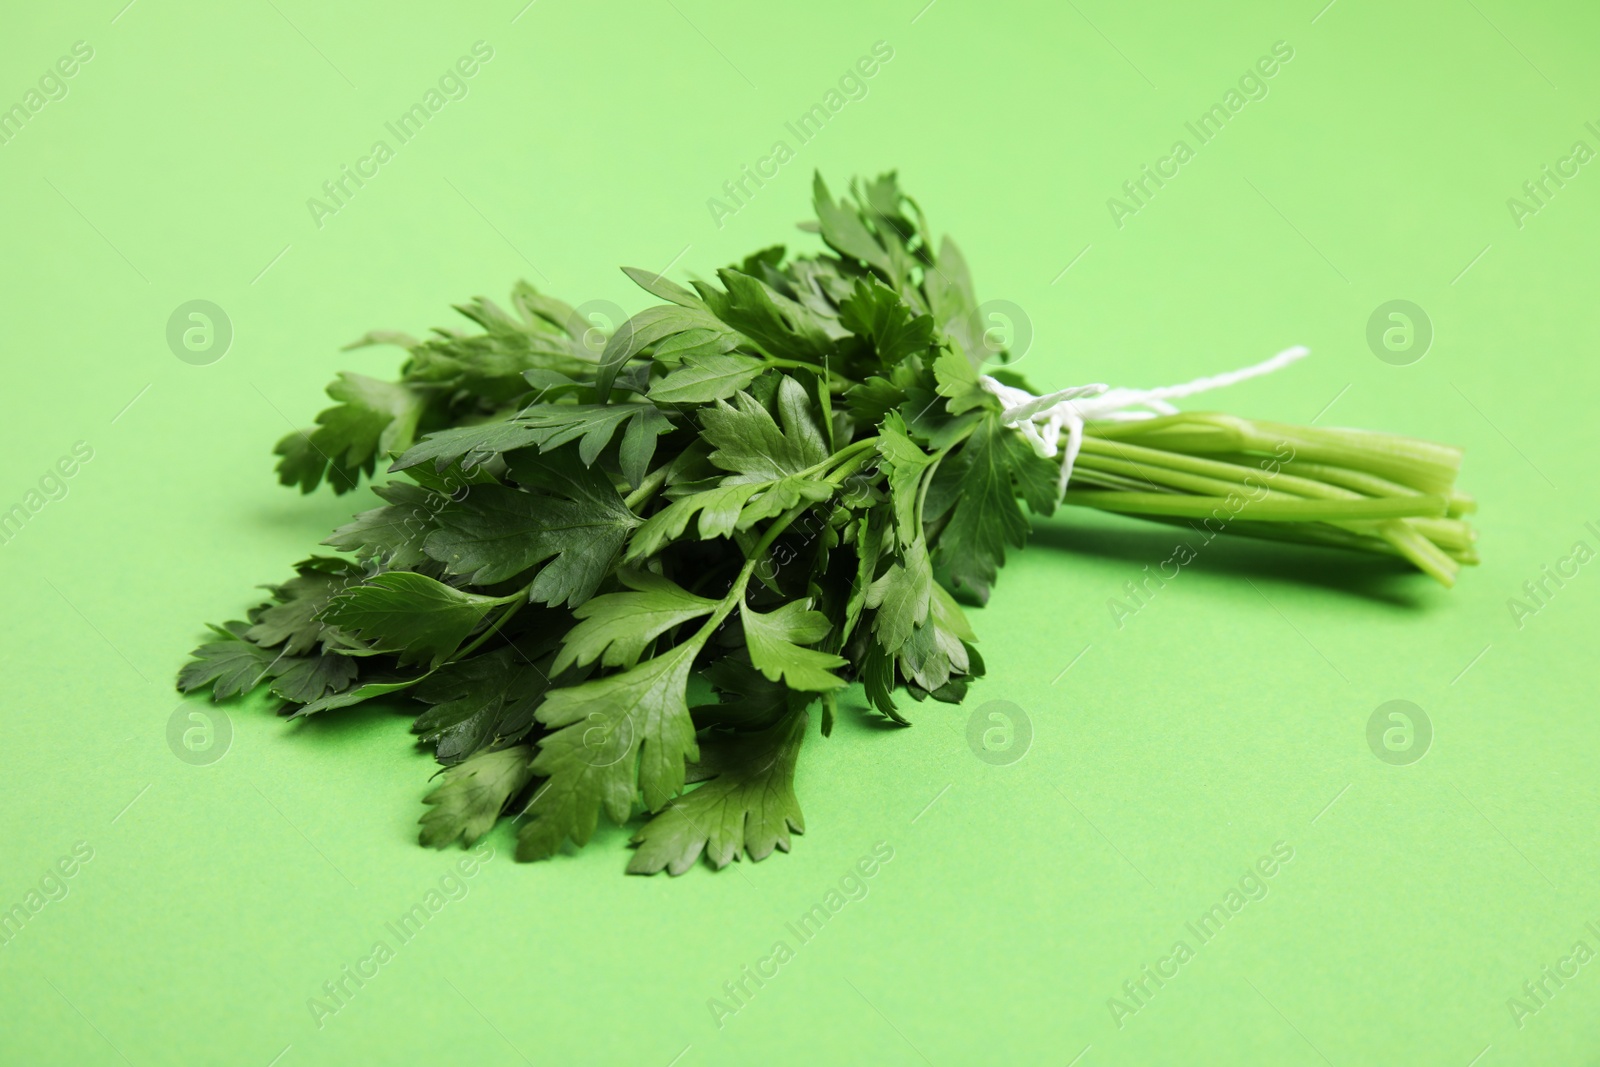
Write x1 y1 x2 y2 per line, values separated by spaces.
3 0 1596 1063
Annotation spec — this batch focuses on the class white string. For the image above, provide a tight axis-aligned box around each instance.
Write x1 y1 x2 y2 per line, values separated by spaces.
978 345 1310 498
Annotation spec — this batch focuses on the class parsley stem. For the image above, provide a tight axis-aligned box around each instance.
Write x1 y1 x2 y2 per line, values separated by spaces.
1060 490 1448 522
623 463 672 511
1089 414 1461 496
1071 415 1472 584
764 356 853 389
819 437 880 483
692 501 819 642
457 590 530 659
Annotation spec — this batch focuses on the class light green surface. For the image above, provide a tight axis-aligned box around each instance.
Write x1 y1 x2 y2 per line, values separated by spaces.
2 1 1596 1063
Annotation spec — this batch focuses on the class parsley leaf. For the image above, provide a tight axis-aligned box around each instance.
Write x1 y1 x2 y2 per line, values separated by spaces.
628 709 807 875
741 601 847 692
244 556 363 655
412 647 551 763
267 653 359 704
839 278 936 367
323 483 450 570
390 420 546 475
647 352 766 403
552 572 718 674
319 572 515 667
178 622 281 700
274 374 425 494
700 378 829 482
930 414 1037 602
516 636 706 861
418 745 534 849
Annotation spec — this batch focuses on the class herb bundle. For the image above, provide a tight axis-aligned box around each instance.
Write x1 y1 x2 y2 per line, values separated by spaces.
179 173 1476 874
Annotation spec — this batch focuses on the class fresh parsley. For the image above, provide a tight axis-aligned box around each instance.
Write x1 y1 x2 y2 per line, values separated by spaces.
179 172 1477 874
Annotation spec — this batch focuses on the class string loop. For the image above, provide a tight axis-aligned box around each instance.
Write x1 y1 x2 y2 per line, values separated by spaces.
977 346 1310 497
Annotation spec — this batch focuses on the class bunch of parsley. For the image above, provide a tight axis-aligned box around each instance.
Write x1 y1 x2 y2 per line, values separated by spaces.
179 173 1476 874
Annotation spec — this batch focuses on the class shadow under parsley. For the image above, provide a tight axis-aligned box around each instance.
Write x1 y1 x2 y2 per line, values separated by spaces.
1025 510 1435 610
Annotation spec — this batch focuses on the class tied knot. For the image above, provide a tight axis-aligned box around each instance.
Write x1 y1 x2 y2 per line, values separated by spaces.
977 345 1310 497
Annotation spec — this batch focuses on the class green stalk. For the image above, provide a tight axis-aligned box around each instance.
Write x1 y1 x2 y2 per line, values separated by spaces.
623 463 673 511
1088 413 1462 495
1066 412 1475 585
765 356 854 390
694 500 819 639
1139 514 1398 557
1373 519 1459 586
1060 490 1447 522
456 589 533 659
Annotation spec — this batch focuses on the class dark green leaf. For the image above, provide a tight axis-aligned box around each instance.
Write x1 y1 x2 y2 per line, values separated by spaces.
391 420 545 474
517 637 706 861
267 653 358 704
319 572 513 667
700 377 829 483
323 482 448 570
177 622 278 700
553 572 718 674
412 647 552 763
419 745 534 849
628 710 807 875
245 557 363 655
839 278 936 366
648 352 766 403
931 415 1034 602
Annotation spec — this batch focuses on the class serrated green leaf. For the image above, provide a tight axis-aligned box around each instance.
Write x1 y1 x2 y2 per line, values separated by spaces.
292 675 425 718
931 414 1033 602
515 403 672 468
274 430 338 494
418 745 534 849
648 352 766 403
391 420 545 474
272 374 426 494
896 583 975 694
626 481 764 560
651 326 740 364
412 648 551 763
319 572 513 667
628 710 807 875
516 636 707 861
323 481 446 569
876 411 935 538
813 173 892 275
508 452 643 606
553 572 719 674
700 377 828 482
933 345 989 415
177 622 279 700
267 653 358 704
741 600 847 692
425 457 639 605
865 536 932 654
697 269 833 363
245 557 363 655
619 406 672 489
596 304 727 403
839 277 936 366
733 475 833 530
329 378 420 473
